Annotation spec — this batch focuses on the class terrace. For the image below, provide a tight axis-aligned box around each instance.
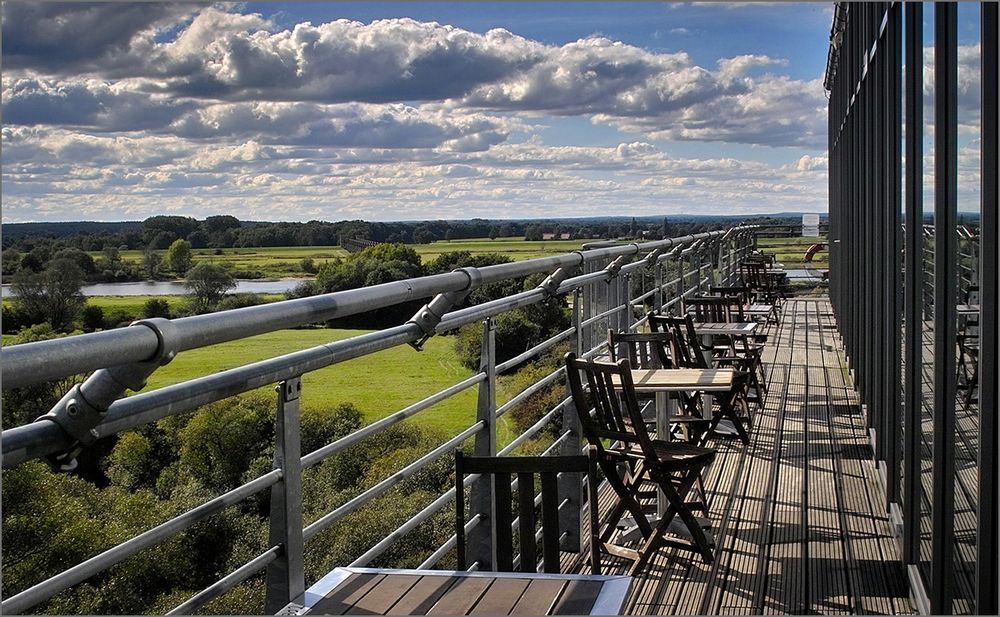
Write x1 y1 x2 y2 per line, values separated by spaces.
1 3 997 617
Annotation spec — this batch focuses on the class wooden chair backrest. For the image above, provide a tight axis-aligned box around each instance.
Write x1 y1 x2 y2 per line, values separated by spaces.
455 451 599 574
686 296 731 323
710 285 751 306
648 313 709 369
741 262 772 292
607 329 676 369
564 353 656 460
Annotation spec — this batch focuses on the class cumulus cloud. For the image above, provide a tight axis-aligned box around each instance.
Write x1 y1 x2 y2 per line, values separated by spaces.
1 2 199 73
3 77 195 131
0 3 837 222
3 4 826 147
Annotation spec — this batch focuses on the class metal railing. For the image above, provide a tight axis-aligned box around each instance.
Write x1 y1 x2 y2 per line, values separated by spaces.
0 226 758 615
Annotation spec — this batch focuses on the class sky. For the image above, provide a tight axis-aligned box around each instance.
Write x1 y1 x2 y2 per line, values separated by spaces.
0 2 855 223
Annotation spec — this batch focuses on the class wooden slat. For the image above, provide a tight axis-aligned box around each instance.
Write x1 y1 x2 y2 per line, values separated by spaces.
495 472 513 572
468 577 530 615
425 576 493 616
540 473 561 573
508 579 567 615
551 579 604 615
312 573 385 615
386 576 459 615
518 473 537 573
346 574 420 615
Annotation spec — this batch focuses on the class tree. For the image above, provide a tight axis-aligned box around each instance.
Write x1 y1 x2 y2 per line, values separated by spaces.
184 263 236 313
142 248 163 279
142 298 171 319
166 239 192 276
10 258 86 330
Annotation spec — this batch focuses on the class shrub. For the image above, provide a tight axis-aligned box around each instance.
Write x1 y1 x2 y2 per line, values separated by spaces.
81 304 105 331
142 298 171 319
104 309 136 329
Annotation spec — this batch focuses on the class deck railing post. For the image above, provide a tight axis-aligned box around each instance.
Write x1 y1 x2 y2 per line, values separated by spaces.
264 377 305 614
675 253 685 315
467 318 497 570
557 286 584 553
654 262 664 314
621 272 633 331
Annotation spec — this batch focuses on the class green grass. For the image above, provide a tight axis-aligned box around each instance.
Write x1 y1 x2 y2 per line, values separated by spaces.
144 328 486 437
756 236 828 268
83 294 284 316
408 238 586 262
98 239 589 278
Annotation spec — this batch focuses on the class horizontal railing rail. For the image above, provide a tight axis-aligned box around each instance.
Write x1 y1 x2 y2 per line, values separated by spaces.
0 225 762 615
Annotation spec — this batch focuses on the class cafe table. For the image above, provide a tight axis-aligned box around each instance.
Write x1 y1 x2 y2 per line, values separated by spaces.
610 367 735 527
278 567 633 616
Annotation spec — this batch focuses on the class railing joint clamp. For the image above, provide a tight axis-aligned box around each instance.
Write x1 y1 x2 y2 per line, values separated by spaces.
407 267 481 351
643 248 665 269
538 266 576 297
603 255 628 281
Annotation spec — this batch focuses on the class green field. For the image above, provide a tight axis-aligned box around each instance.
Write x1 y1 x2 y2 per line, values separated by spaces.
97 238 588 278
409 238 586 261
142 327 528 440
756 236 828 268
103 246 349 278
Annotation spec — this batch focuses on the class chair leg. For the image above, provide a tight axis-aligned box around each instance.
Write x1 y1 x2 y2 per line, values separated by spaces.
627 468 714 575
599 459 654 541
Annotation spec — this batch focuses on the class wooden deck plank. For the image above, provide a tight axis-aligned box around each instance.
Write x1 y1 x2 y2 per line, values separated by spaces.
559 299 912 615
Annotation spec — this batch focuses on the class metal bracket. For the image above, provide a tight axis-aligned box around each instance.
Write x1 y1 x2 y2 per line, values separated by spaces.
35 317 180 472
603 255 628 281
643 247 666 269
407 267 481 350
537 265 577 297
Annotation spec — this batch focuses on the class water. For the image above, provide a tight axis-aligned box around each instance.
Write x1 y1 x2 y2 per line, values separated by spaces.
1 278 310 297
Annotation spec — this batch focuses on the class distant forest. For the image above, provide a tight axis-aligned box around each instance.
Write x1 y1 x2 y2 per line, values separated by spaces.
1 213 816 252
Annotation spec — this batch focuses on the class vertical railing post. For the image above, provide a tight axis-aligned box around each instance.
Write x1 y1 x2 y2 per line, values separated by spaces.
675 253 685 315
467 318 497 570
654 262 664 314
716 240 725 286
621 272 633 331
264 377 304 614
559 288 584 552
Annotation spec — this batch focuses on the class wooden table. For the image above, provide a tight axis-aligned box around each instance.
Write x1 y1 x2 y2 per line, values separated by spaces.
692 322 759 337
743 303 777 320
611 368 735 521
613 368 736 392
282 567 632 616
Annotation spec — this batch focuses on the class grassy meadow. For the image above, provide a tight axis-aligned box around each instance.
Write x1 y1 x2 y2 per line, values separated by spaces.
141 327 531 440
756 236 828 268
96 237 588 278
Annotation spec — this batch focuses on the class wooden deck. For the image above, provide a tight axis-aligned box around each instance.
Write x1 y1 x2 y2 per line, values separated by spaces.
568 299 914 615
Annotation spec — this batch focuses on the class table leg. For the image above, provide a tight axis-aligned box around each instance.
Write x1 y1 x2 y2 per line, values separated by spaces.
655 391 675 517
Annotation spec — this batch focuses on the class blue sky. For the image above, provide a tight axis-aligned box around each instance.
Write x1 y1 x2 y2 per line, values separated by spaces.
2 2 843 222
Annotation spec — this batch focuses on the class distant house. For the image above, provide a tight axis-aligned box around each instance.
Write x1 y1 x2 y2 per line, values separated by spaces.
542 233 556 240
559 233 571 240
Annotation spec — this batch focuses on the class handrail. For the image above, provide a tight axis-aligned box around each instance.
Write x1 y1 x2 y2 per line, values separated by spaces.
0 224 759 615
2 231 743 389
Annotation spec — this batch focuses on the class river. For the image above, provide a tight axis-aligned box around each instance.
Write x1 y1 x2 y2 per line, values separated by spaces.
0 278 310 297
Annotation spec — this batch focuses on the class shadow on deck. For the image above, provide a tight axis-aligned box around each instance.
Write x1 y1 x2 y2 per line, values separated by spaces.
565 299 913 615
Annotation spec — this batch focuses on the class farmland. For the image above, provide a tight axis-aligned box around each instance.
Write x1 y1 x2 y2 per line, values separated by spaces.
142 327 528 441
91 238 589 278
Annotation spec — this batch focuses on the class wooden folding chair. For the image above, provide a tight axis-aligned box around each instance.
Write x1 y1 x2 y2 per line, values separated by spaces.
455 450 602 574
607 329 702 416
648 313 756 444
564 352 717 573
